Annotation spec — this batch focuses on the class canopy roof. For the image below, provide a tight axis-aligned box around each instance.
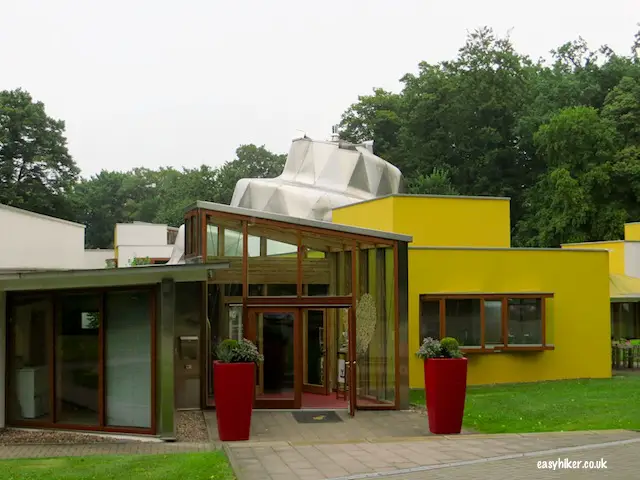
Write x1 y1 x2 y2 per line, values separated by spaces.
610 274 640 302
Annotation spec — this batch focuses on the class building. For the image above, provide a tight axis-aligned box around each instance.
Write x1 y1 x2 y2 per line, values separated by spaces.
114 222 178 267
0 139 614 439
563 224 640 340
333 195 611 387
0 204 87 271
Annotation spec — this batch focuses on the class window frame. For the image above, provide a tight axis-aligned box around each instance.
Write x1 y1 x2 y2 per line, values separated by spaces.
419 293 554 353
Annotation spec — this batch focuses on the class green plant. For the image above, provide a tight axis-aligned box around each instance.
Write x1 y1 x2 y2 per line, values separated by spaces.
129 256 151 266
416 337 464 360
216 339 264 364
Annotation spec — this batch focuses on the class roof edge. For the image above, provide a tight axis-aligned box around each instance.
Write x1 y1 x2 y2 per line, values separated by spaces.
0 203 85 228
331 193 511 211
410 246 609 253
186 201 413 243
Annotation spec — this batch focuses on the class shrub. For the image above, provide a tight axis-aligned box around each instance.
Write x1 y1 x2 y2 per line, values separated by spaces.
416 337 464 360
216 339 264 364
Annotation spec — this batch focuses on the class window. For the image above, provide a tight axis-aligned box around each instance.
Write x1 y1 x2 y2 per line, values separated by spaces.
419 295 550 352
508 298 542 345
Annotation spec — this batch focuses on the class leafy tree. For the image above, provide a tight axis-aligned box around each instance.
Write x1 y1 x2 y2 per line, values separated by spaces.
408 168 459 195
0 89 79 219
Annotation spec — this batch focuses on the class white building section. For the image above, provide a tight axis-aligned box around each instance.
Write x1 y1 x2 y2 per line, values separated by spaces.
84 249 116 269
114 222 177 267
0 204 86 270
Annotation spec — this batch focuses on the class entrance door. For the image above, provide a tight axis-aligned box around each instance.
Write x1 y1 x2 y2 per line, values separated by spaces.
302 309 328 396
247 309 301 409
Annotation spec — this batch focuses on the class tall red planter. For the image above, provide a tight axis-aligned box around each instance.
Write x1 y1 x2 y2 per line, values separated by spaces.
424 358 468 434
213 361 255 441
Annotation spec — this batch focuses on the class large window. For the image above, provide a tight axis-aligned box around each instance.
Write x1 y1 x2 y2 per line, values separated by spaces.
419 295 550 351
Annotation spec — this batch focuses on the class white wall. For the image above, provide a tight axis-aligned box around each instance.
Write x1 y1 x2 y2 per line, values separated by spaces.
118 245 174 267
115 223 168 247
0 204 85 270
0 291 5 429
84 250 115 269
625 242 640 277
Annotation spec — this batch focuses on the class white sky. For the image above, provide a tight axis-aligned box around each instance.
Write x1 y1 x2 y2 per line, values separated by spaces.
3 0 638 177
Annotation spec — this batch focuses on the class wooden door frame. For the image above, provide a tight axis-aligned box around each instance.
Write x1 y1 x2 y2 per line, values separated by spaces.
302 308 329 396
246 307 302 409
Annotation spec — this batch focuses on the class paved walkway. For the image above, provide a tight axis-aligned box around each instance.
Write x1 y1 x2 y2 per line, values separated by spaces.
0 442 217 459
224 430 640 480
205 410 466 443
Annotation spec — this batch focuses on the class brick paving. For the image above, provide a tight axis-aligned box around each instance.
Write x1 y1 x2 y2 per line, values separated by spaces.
0 441 218 460
205 410 465 443
224 430 640 480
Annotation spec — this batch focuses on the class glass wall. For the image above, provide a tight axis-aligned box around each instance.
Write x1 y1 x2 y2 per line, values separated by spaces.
7 288 155 432
55 294 101 425
105 291 152 428
247 224 299 295
8 296 52 422
354 245 396 407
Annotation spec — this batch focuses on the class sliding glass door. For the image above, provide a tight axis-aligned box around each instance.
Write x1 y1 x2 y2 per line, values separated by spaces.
7 288 156 434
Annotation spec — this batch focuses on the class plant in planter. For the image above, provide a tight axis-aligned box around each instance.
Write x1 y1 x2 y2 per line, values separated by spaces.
416 337 467 434
213 339 263 441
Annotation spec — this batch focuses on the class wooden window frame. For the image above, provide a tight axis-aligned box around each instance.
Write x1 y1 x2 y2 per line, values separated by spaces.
419 293 555 353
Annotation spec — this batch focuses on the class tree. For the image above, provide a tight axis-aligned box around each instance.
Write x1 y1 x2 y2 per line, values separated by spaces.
0 89 79 219
408 168 459 195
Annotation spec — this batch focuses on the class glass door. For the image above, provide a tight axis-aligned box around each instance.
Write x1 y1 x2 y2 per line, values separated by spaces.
302 309 328 396
247 308 301 409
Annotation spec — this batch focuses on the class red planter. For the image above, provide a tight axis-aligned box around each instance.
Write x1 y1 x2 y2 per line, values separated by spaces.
424 358 468 434
213 361 255 441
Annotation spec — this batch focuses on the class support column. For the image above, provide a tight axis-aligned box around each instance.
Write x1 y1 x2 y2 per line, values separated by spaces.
396 243 410 410
157 279 175 439
0 292 6 429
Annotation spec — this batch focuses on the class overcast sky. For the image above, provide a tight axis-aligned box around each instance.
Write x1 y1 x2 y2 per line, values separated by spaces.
3 1 639 177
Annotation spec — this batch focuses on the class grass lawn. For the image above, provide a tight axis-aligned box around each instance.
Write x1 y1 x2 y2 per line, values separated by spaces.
410 375 640 434
1 451 235 480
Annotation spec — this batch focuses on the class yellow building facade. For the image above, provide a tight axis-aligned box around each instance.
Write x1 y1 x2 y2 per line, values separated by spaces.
334 194 612 387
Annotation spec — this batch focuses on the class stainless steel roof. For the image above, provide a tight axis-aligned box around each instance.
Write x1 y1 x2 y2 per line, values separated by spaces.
188 200 413 243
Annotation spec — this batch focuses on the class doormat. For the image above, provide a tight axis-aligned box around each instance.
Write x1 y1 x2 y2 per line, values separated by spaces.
292 411 343 424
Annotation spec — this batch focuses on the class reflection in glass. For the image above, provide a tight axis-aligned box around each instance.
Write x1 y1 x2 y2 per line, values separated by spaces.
56 294 101 425
9 297 52 422
305 310 325 386
256 312 295 400
484 300 503 345
420 300 440 341
445 299 481 346
508 298 543 344
105 291 152 428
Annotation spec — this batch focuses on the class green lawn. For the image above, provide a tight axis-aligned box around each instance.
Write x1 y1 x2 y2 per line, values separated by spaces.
1 452 235 480
410 375 640 434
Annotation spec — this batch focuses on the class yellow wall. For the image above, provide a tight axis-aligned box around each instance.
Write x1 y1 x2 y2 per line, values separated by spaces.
562 241 624 275
625 223 640 241
332 195 511 247
408 248 611 387
332 196 395 234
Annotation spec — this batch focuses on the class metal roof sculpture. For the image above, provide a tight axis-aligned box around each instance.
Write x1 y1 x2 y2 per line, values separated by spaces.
229 136 404 221
168 135 403 264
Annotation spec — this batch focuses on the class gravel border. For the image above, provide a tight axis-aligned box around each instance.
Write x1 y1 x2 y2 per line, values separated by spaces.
0 428 143 445
175 410 210 442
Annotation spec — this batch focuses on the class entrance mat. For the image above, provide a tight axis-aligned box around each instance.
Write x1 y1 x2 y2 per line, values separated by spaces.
292 411 343 424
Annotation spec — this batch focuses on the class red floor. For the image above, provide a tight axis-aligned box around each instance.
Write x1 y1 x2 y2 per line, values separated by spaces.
207 392 391 409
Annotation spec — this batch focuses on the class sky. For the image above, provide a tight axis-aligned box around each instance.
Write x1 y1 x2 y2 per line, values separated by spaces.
2 1 639 177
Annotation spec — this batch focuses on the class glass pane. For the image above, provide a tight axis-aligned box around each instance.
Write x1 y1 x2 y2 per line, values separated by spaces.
301 234 350 297
247 224 298 292
9 296 52 422
207 225 218 257
224 229 243 256
307 284 329 296
266 284 297 296
508 298 543 345
247 235 261 257
355 247 395 407
56 294 101 425
484 300 503 346
445 299 481 346
420 300 440 342
305 310 325 386
105 291 152 428
256 312 295 400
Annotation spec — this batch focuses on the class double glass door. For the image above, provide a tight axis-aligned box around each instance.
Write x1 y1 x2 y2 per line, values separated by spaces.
246 307 353 412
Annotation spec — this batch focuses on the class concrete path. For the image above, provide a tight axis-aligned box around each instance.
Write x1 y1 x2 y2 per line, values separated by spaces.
224 430 640 480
